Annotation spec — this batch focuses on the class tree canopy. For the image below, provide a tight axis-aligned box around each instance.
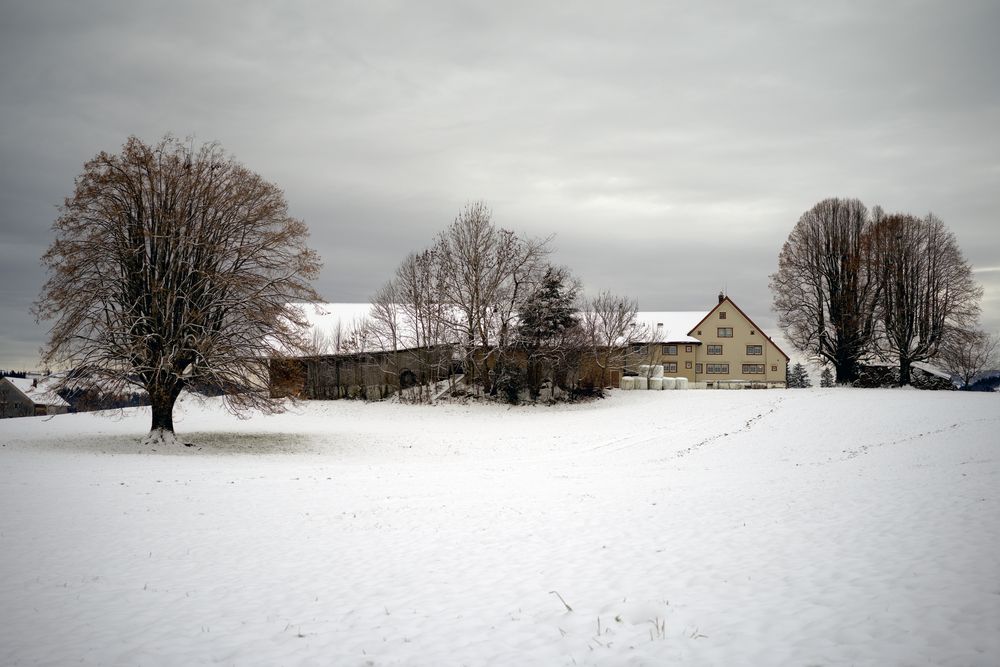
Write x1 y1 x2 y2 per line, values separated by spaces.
35 135 321 442
772 197 982 386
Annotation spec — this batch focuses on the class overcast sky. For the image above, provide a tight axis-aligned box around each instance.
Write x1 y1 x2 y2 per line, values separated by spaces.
2 0 998 370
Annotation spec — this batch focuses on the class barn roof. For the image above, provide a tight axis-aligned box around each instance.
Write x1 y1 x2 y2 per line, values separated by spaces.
6 376 70 408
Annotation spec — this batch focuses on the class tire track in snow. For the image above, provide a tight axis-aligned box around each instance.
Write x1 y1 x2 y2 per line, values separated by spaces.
670 397 785 460
581 396 785 461
840 415 1000 461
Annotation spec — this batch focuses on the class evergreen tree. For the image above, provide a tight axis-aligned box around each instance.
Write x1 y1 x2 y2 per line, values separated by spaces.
788 362 810 388
799 363 813 388
820 367 834 387
515 266 580 400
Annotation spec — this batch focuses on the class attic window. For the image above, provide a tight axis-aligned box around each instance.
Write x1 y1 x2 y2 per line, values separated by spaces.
750 330 755 335
719 311 727 319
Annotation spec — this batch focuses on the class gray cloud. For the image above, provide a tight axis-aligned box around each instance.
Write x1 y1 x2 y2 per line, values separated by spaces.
2 0 998 368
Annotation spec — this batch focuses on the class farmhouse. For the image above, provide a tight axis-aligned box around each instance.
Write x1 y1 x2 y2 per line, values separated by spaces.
270 294 788 399
625 294 789 388
0 375 70 418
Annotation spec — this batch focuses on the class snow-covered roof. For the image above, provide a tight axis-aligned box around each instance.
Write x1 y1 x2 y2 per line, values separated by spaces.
632 311 706 344
299 303 460 355
301 304 712 351
912 362 952 380
6 376 70 408
301 303 372 354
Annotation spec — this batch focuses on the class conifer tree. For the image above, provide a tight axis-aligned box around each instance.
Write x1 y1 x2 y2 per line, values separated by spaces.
516 266 580 399
799 363 813 388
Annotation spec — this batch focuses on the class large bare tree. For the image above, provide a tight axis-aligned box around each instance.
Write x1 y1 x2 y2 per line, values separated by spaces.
770 198 880 383
35 136 321 443
868 212 981 384
433 202 549 394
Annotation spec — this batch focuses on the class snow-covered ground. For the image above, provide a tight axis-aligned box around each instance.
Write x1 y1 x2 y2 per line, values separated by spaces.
1 389 998 666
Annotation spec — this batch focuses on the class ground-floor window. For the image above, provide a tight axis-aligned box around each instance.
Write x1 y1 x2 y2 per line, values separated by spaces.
696 363 703 373
685 361 692 369
742 364 765 374
663 362 678 373
706 363 729 374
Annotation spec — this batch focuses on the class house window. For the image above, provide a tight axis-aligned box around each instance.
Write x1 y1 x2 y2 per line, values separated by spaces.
719 311 727 319
685 361 692 369
746 345 763 356
707 344 723 355
685 345 692 353
663 362 678 373
696 363 703 373
662 344 677 356
718 327 733 338
631 344 645 354
706 363 729 374
697 330 702 336
771 365 778 372
742 364 765 374
750 330 755 335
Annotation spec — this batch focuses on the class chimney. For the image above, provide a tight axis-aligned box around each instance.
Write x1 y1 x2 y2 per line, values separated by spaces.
718 291 725 304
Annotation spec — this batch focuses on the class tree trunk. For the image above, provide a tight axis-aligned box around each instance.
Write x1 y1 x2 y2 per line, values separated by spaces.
834 346 857 384
899 358 912 386
148 380 182 434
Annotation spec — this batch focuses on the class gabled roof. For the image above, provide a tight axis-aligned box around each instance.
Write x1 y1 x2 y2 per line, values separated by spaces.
5 376 70 408
633 312 706 344
688 296 790 361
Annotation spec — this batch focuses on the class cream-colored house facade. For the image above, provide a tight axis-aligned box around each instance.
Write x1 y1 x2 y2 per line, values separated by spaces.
633 295 789 387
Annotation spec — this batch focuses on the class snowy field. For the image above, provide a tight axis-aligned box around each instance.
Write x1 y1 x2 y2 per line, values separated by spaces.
1 389 998 666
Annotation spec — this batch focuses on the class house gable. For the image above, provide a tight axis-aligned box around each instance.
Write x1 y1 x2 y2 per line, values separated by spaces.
686 295 788 385
688 296 789 361
0 377 35 418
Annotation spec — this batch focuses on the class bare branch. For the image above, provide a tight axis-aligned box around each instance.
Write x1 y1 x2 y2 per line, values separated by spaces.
34 135 322 437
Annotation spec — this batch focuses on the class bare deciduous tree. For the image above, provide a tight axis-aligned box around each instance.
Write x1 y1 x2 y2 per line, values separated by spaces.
367 250 455 401
34 135 321 443
434 202 549 394
770 198 880 383
580 291 647 388
938 327 998 387
868 212 982 384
